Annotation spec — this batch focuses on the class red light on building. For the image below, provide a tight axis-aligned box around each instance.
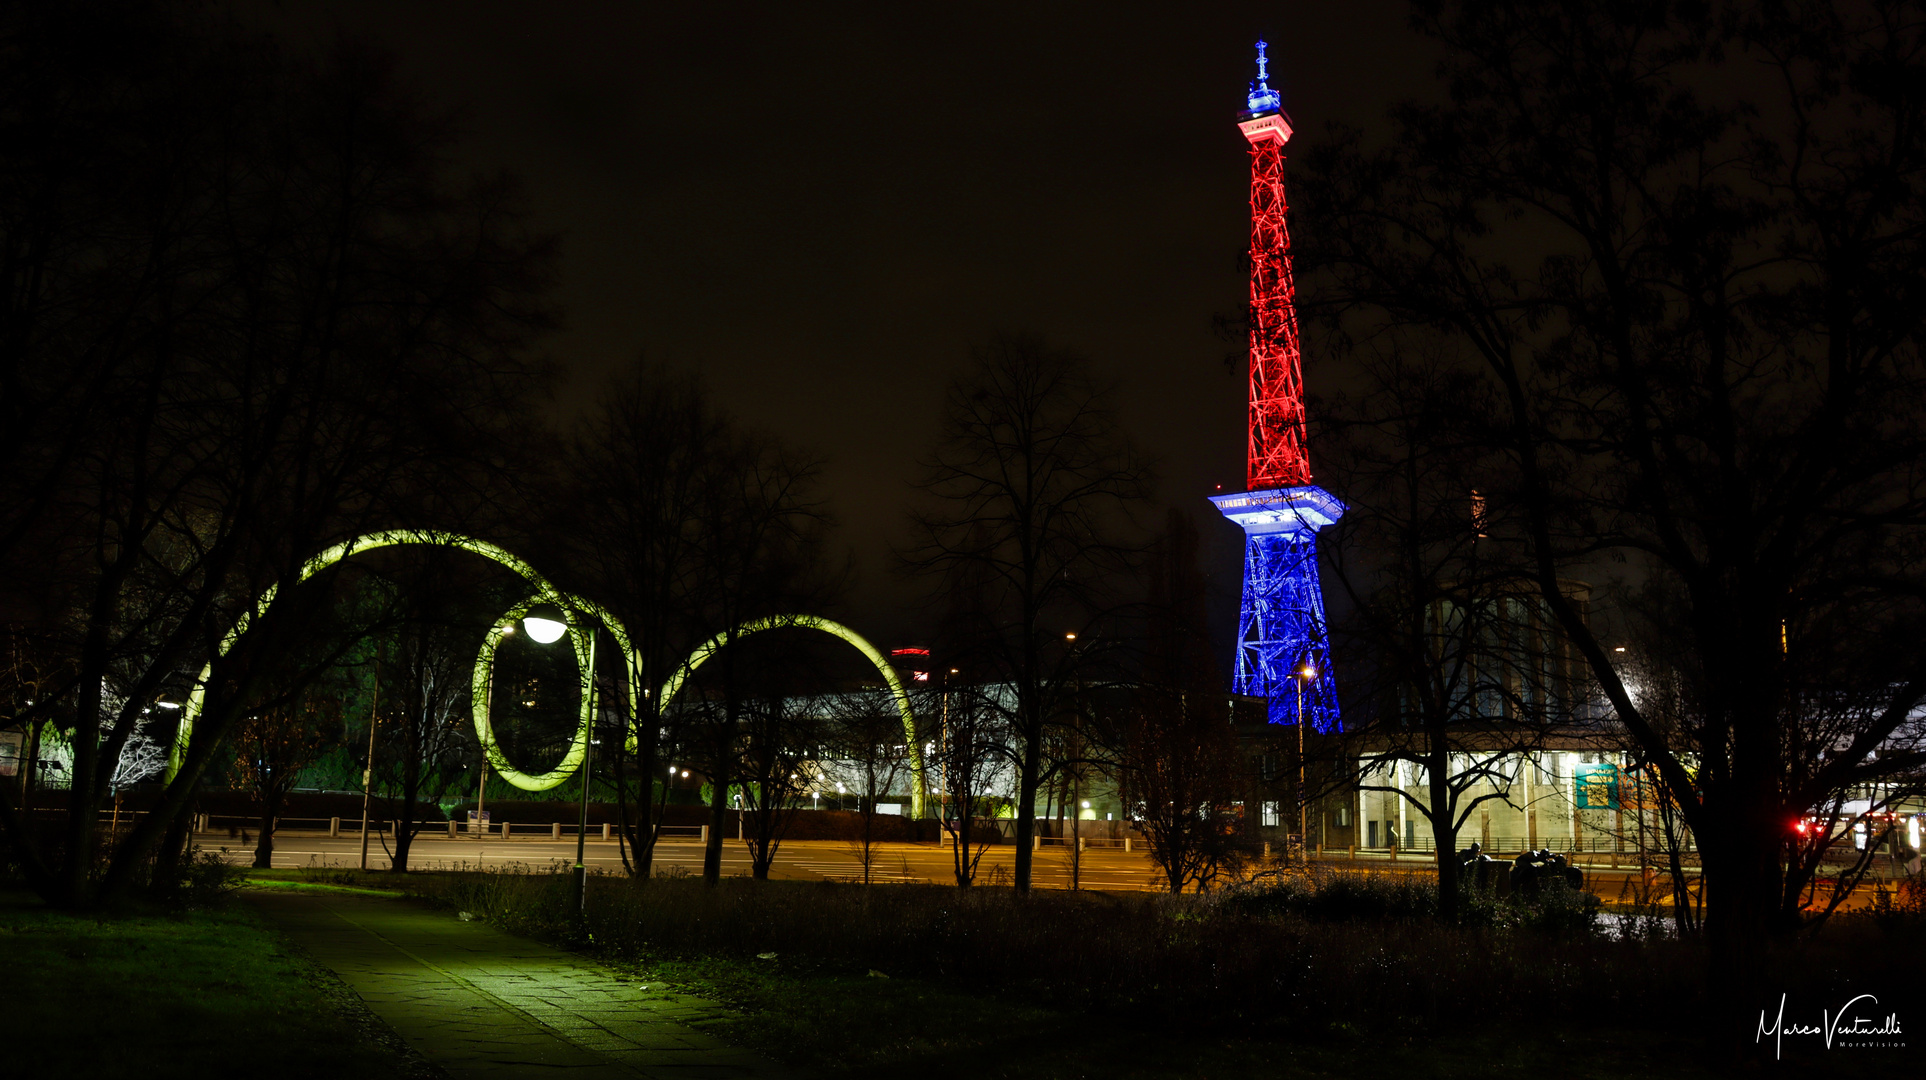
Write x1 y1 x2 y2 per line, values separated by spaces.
891 647 931 684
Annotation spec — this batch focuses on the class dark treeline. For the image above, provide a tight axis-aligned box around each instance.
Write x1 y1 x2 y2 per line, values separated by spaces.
0 0 556 904
1296 0 1926 983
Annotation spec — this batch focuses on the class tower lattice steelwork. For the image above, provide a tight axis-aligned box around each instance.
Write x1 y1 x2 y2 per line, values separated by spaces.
1209 41 1343 731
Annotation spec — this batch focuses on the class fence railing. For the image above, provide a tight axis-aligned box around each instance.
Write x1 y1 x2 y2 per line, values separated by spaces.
13 807 716 845
1345 834 1700 856
188 814 718 844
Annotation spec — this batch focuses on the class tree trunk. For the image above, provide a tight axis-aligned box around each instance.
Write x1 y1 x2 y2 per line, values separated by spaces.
152 797 195 892
750 813 773 879
1069 774 1081 891
1429 742 1458 921
1012 732 1040 892
631 725 659 879
860 775 876 885
703 766 728 886
392 812 415 872
252 796 278 869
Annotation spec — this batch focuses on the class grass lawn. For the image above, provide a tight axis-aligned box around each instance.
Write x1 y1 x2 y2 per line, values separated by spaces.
0 885 431 1080
23 865 1867 1079
598 950 1720 1080
372 866 1728 1079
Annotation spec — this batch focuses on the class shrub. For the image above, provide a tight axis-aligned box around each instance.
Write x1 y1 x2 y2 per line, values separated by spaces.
172 846 248 905
1222 867 1440 923
400 865 1696 1034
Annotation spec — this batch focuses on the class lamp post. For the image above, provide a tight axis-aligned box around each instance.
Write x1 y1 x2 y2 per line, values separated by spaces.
359 661 379 871
523 602 597 914
1295 663 1315 865
938 668 957 827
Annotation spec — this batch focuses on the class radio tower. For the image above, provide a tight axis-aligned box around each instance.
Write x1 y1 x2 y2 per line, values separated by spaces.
1209 41 1343 731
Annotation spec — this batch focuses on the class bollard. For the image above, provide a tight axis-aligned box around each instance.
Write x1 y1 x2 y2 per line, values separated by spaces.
502 821 511 839
601 822 611 841
330 816 340 838
1349 844 1357 860
1263 841 1271 858
447 819 457 838
699 824 709 844
551 821 561 840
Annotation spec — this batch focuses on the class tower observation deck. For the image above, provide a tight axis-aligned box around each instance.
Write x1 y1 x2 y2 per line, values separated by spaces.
1208 41 1343 731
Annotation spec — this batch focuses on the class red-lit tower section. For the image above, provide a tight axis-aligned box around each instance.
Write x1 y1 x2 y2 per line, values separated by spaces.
1243 109 1309 490
1209 41 1343 733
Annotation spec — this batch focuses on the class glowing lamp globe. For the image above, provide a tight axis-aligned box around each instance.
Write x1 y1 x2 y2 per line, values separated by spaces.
522 603 569 644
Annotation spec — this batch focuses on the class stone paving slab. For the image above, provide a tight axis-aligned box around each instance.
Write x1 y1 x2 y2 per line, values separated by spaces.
251 888 799 1080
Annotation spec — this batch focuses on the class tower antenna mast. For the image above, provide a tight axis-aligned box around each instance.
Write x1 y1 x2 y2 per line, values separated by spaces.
1210 41 1343 735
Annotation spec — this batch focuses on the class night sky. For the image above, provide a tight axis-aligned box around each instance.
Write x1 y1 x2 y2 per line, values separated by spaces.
232 1 1433 640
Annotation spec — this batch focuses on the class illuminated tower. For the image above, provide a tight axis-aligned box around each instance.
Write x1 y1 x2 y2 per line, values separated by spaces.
1208 41 1343 730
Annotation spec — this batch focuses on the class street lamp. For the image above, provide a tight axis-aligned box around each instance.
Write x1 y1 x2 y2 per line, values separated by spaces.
522 603 569 644
359 660 380 871
1296 663 1316 864
521 600 598 912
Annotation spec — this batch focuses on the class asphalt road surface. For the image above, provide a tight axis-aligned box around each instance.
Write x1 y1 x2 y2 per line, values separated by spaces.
201 829 1694 897
204 832 1182 891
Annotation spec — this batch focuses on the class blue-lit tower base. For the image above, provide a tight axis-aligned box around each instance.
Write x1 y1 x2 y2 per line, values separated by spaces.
1210 485 1343 731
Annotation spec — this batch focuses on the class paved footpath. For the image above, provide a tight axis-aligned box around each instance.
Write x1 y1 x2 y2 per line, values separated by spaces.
250 888 798 1080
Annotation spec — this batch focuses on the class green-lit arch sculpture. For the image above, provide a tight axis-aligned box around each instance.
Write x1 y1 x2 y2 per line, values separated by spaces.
165 531 923 812
165 529 635 792
655 614 927 818
470 595 641 792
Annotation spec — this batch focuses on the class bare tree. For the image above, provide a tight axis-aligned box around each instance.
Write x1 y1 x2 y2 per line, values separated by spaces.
369 567 484 873
553 363 727 879
929 681 1014 887
733 688 821 881
1321 347 1576 918
823 689 913 884
0 5 556 905
906 334 1151 891
1106 510 1254 893
1118 688 1254 894
1298 0 1926 972
234 698 338 869
550 362 834 887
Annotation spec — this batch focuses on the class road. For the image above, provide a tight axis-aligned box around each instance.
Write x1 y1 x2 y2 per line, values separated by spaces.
208 831 1907 917
202 832 1183 891
201 829 1695 897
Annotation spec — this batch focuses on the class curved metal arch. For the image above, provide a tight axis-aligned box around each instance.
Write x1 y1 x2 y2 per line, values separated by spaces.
654 614 927 818
470 596 637 792
165 529 634 788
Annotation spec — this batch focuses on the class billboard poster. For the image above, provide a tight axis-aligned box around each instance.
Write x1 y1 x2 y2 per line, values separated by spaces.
1576 763 1620 810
